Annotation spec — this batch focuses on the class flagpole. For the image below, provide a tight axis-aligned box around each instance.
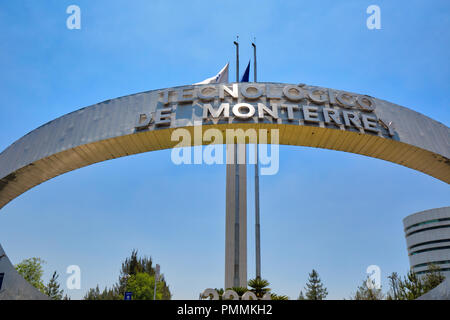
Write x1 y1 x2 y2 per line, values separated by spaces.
234 38 239 83
232 37 240 288
252 41 261 280
252 41 257 82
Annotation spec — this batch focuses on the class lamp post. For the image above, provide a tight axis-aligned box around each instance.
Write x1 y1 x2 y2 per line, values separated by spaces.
123 273 131 300
154 264 160 300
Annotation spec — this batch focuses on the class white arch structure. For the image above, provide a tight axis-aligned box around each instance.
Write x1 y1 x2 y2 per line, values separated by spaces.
0 82 448 209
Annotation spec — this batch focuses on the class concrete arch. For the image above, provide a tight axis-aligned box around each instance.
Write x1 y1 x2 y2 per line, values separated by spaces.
0 82 449 210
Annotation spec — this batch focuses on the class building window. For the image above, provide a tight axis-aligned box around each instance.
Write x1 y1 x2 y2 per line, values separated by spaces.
410 245 450 255
405 218 450 231
406 224 450 237
413 260 450 268
416 268 450 275
409 238 450 250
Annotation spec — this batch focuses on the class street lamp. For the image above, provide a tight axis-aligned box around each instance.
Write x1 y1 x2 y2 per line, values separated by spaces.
123 273 131 300
154 264 160 300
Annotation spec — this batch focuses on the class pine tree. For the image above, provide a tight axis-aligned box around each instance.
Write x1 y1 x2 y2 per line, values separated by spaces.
118 249 171 300
395 264 445 300
45 271 64 300
386 272 400 300
304 269 328 300
298 290 305 300
83 249 172 300
397 270 424 300
422 263 445 292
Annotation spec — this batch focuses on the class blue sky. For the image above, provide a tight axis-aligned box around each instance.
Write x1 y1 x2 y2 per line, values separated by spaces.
0 0 449 299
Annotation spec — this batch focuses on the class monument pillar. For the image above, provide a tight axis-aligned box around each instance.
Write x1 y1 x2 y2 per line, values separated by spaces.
225 143 247 289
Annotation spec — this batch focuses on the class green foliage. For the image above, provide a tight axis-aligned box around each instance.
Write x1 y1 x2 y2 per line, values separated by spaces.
386 272 400 300
392 264 445 300
208 278 288 300
44 271 64 300
83 249 172 300
422 264 446 292
215 288 224 298
304 269 328 300
351 277 384 300
202 288 224 300
228 286 248 298
125 272 164 300
270 293 289 300
84 285 121 300
397 270 423 300
15 257 67 299
200 288 224 300
297 290 305 300
248 278 270 298
15 257 46 293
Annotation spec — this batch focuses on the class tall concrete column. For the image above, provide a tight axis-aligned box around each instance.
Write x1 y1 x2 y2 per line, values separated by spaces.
225 143 247 289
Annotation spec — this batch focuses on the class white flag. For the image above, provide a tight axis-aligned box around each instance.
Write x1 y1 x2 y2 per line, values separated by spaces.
195 63 229 85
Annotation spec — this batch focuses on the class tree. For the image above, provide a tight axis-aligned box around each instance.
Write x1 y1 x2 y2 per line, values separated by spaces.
304 269 328 300
15 257 68 299
45 271 64 300
422 264 445 292
84 285 119 300
84 249 171 300
351 277 384 300
270 293 289 300
206 278 287 300
229 287 248 298
386 272 400 300
297 290 305 300
15 257 46 293
125 272 163 300
394 264 445 300
397 270 423 300
203 288 224 300
215 288 224 298
248 278 270 298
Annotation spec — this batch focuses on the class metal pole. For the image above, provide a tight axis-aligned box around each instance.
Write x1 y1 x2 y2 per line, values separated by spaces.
153 276 157 300
233 38 240 288
154 264 160 300
252 41 257 82
123 273 130 300
234 37 239 83
252 41 261 279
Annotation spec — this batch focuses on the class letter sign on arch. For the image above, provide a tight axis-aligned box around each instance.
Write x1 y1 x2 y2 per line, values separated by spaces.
0 82 449 210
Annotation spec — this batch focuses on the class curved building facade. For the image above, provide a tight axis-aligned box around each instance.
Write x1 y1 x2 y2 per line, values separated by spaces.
403 207 450 278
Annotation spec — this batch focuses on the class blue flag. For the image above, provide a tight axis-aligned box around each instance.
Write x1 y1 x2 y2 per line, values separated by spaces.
240 60 250 82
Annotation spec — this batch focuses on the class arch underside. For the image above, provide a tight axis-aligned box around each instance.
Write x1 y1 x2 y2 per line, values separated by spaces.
1 122 448 210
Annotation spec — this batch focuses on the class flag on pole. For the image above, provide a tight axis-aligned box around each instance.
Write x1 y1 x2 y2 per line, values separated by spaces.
240 60 250 82
195 63 229 84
